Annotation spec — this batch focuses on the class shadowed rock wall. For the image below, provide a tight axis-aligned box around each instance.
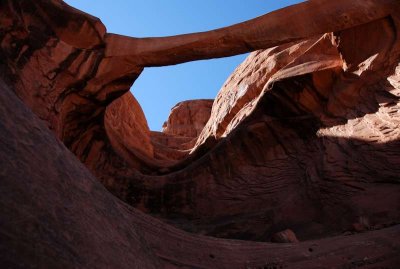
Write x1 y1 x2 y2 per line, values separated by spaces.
1 0 400 268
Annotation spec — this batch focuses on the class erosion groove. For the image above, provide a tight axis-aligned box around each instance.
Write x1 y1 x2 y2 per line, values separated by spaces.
0 0 400 268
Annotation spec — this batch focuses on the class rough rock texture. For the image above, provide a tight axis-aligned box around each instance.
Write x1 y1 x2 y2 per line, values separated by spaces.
162 99 213 137
195 34 342 147
150 131 194 161
1 0 400 268
135 20 400 242
1 77 400 269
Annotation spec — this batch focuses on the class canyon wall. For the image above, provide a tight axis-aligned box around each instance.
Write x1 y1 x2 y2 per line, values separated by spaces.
1 0 400 268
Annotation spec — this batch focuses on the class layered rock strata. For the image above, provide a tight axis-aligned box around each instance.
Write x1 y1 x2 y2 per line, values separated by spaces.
1 0 400 268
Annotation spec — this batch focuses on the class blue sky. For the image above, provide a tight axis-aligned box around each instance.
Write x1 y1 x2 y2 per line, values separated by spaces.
64 0 304 130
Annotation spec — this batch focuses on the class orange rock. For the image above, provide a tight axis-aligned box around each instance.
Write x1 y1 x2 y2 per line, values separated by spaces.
272 229 299 243
162 99 213 137
1 0 400 268
1 69 400 269
105 92 154 164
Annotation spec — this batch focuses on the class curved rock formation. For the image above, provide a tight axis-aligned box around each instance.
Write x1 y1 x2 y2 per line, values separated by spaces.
162 99 213 138
1 76 400 269
105 92 155 166
1 0 400 268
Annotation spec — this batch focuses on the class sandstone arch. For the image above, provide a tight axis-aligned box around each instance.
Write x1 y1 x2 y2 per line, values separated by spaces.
1 0 400 268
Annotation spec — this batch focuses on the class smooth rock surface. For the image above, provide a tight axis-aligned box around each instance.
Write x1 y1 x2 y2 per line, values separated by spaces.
1 0 400 268
1 77 400 268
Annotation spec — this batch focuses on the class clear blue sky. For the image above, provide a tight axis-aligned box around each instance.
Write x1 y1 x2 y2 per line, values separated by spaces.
64 0 304 130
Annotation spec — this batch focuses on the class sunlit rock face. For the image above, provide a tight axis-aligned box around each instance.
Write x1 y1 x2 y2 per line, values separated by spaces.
1 0 400 268
105 92 155 163
162 99 213 138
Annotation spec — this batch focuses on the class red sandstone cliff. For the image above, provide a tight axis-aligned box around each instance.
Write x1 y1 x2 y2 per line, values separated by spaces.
162 99 213 138
1 0 400 268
